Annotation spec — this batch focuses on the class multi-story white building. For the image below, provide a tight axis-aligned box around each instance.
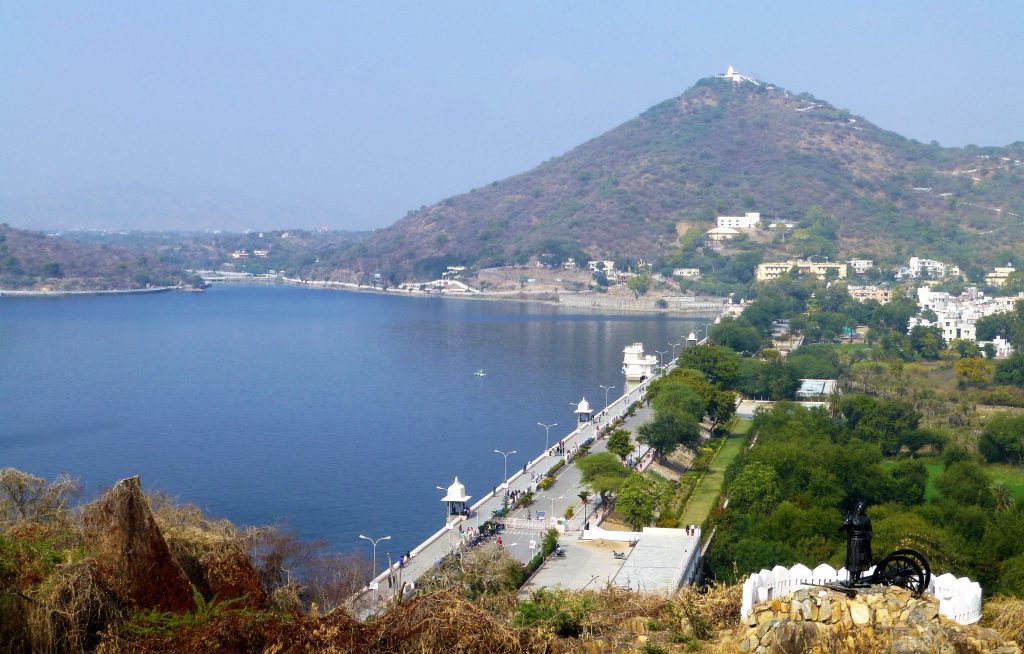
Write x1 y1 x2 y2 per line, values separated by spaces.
848 259 874 274
897 257 960 280
914 286 1024 343
716 212 761 230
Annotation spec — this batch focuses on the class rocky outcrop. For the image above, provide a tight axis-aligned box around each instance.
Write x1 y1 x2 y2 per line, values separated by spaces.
739 586 1018 654
82 476 194 612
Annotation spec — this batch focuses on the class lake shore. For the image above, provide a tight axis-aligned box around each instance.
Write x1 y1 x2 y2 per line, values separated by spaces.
0 286 181 298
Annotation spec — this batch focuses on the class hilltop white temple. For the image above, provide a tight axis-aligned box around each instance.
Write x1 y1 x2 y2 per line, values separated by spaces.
717 65 759 86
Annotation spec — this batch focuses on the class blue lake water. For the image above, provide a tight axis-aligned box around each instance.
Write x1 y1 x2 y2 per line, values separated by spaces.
0 285 708 556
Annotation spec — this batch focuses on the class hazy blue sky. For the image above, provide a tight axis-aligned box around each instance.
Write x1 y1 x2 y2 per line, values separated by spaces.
3 2 1023 229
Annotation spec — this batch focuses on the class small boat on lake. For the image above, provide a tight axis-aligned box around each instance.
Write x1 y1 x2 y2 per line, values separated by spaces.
473 369 487 377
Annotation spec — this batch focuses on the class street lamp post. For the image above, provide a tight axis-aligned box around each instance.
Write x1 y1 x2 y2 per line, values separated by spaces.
358 534 391 580
599 384 615 410
655 350 668 367
537 422 557 451
494 449 517 487
670 342 681 358
540 495 564 523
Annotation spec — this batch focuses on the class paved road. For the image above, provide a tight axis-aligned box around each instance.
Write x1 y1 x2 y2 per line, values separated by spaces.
349 381 659 615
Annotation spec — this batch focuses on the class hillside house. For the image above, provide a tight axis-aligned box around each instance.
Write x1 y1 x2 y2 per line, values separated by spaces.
673 268 701 279
706 226 740 242
716 212 761 230
755 260 847 281
848 259 874 274
986 265 1016 287
847 285 891 304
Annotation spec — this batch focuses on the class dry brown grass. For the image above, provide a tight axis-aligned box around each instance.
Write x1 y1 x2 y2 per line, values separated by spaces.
24 558 124 654
983 595 1024 647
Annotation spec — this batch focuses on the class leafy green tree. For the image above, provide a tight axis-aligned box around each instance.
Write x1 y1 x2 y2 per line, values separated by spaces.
728 462 781 514
995 354 1024 387
909 325 943 360
999 554 1024 597
605 429 633 462
979 414 1024 465
42 262 63 278
651 383 705 420
616 473 667 530
576 452 629 501
676 345 741 389
935 461 996 508
627 273 651 297
891 460 928 505
636 411 700 459
709 317 762 353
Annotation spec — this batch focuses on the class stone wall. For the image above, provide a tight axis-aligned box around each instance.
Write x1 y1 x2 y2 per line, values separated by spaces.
740 586 1017 654
741 562 982 626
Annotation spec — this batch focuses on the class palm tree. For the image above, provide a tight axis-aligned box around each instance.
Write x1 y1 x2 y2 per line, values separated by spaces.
578 490 592 527
992 481 1014 512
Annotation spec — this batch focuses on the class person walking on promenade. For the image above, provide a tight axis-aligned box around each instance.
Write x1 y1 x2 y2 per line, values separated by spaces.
497 536 503 548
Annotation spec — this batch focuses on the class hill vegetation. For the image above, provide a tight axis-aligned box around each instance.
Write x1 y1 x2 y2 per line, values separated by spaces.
0 224 199 290
329 75 1024 281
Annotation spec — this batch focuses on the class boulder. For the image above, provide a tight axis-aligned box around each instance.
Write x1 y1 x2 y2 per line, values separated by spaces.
82 476 194 612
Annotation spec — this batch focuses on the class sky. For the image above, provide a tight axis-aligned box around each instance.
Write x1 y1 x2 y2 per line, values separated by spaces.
3 2 1024 230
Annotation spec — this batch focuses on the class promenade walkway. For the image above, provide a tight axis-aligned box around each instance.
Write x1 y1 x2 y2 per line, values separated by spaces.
349 381 658 615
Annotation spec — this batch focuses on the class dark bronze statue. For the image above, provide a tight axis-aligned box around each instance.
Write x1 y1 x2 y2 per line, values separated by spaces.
839 500 873 586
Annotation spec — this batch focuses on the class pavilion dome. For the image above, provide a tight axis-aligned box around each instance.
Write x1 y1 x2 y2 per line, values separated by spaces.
576 397 591 414
441 476 470 503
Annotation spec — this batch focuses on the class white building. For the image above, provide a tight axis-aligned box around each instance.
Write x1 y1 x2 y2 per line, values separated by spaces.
914 286 1024 343
716 212 761 230
848 259 874 274
717 65 759 86
673 268 701 279
706 226 740 242
622 343 658 394
588 260 616 274
898 257 959 280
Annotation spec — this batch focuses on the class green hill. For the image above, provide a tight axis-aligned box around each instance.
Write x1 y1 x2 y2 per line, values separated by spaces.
331 74 1024 280
0 224 195 290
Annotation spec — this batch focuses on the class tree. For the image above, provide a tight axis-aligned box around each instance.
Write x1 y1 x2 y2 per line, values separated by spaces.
995 354 1024 387
727 462 781 514
627 273 651 297
676 345 742 389
42 262 63 278
891 460 928 505
709 317 762 353
979 414 1024 465
909 325 943 360
935 461 996 508
0 468 79 524
992 481 1015 512
651 383 705 420
636 411 701 459
576 452 629 500
955 357 994 385
615 473 666 531
605 429 633 462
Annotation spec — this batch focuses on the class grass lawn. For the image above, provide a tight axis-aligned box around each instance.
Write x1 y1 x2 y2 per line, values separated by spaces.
678 421 749 526
883 458 1024 501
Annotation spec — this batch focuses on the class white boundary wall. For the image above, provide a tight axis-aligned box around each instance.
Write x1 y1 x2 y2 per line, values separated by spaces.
740 563 982 625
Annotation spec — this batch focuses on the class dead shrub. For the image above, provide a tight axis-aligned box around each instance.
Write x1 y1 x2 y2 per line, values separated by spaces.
25 558 124 654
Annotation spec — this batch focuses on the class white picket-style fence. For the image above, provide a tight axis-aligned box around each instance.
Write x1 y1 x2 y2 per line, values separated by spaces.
740 563 981 625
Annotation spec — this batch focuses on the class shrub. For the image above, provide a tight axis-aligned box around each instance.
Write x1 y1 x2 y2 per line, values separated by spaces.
538 477 555 491
546 460 565 477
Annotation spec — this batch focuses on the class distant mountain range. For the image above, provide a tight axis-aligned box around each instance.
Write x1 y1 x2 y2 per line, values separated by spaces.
336 72 1024 277
0 184 345 232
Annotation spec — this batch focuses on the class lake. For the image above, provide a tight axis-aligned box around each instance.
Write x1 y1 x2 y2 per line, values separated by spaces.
0 284 710 556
